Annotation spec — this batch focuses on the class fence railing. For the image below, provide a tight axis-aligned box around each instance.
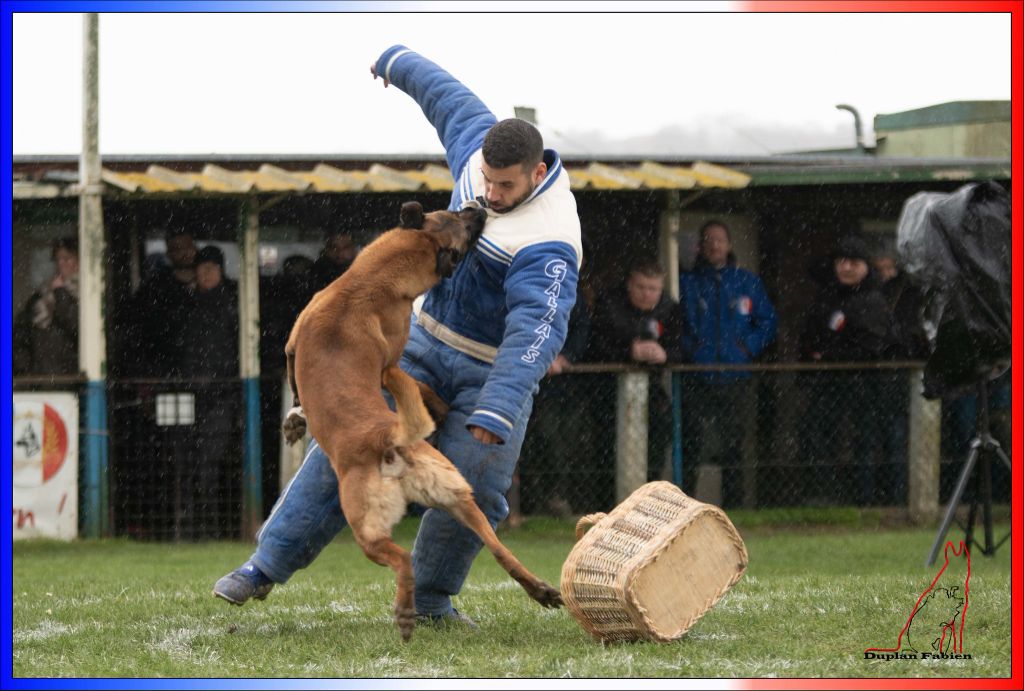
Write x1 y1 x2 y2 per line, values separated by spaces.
14 362 1011 541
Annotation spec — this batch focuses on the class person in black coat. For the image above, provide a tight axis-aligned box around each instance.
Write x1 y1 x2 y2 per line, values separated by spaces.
13 236 80 376
180 245 239 539
589 257 683 484
799 236 896 506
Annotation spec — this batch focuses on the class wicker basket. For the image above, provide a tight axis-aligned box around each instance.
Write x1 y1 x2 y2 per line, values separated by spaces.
560 481 748 643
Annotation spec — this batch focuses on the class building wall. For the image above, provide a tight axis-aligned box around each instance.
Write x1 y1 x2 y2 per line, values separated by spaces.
876 121 1011 158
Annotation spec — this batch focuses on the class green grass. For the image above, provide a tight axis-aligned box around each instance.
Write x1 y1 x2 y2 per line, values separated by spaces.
12 518 1012 679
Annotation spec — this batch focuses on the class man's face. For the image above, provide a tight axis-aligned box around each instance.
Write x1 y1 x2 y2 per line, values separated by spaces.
627 272 664 312
872 256 897 283
166 234 197 270
700 225 732 268
835 257 869 286
324 234 357 267
196 262 223 292
481 160 546 214
54 247 79 281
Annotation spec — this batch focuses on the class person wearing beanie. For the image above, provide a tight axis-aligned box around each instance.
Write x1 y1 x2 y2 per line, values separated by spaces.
799 235 895 508
180 244 239 540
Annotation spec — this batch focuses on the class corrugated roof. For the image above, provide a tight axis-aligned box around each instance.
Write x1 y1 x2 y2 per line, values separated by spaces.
12 159 750 199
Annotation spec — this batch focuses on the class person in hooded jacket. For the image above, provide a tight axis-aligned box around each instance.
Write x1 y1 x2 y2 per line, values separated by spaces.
679 221 777 508
799 235 894 506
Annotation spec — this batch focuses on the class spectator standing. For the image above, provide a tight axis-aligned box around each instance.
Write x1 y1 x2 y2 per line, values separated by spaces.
174 245 239 539
589 258 683 482
872 246 929 505
800 236 893 506
14 236 80 376
309 230 358 293
680 221 777 508
128 229 198 377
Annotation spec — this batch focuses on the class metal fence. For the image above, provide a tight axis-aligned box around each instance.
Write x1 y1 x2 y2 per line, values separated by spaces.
108 379 243 541
14 363 1012 541
512 363 1012 519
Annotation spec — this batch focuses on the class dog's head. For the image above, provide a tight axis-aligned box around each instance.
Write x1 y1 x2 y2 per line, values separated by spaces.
399 201 486 278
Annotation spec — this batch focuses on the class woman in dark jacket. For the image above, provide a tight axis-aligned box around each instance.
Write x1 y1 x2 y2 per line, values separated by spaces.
799 236 896 507
14 237 80 376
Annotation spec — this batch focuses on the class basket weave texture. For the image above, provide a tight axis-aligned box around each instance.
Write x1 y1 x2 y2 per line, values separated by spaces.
560 481 748 642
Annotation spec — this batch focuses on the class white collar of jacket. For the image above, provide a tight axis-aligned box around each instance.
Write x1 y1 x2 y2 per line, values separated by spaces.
456 148 582 269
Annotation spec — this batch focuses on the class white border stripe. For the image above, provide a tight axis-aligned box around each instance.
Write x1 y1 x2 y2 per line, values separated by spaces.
476 244 512 265
384 48 412 83
472 409 514 431
479 236 512 259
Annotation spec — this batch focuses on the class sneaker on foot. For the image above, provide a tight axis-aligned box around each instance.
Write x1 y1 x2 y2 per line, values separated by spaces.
212 561 274 605
415 608 479 630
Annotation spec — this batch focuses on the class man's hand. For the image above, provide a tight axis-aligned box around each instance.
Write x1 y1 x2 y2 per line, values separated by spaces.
631 340 668 364
547 354 571 377
370 62 389 88
469 425 501 444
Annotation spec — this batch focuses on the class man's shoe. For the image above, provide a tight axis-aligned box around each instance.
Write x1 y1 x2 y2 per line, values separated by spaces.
415 608 479 631
212 561 274 605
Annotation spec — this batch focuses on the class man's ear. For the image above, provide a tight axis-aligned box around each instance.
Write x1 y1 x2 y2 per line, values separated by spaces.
399 201 424 229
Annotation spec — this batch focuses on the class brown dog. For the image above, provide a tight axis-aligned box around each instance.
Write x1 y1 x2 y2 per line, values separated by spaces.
281 201 562 641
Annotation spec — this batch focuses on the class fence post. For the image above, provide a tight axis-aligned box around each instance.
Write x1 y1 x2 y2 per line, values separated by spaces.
617 371 649 503
907 366 940 523
238 199 263 540
79 13 109 537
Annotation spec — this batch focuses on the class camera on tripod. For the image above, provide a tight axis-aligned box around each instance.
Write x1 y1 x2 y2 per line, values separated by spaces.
895 180 1011 566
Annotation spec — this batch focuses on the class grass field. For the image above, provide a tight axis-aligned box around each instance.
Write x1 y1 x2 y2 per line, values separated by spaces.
12 513 1012 679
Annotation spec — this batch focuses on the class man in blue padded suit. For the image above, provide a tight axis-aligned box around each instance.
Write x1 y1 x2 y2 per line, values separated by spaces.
213 45 582 626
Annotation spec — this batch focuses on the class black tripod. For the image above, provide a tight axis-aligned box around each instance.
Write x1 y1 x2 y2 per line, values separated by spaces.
926 381 1012 566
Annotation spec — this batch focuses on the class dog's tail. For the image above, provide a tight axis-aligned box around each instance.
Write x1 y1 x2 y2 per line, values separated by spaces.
382 365 436 447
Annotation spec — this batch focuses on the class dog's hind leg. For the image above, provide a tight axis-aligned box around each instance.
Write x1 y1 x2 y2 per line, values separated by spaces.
338 462 417 641
382 365 435 446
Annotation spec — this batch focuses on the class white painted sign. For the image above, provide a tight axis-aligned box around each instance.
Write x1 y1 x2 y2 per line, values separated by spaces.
13 393 79 540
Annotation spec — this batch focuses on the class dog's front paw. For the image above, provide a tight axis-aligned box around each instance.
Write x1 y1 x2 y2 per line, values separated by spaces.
282 406 307 445
531 581 563 609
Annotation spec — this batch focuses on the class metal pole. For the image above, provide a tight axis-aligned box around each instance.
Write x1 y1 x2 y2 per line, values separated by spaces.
80 13 109 537
238 198 263 539
660 190 685 489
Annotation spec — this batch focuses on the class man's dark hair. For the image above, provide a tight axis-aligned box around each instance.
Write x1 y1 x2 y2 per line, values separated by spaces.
164 228 194 243
698 219 731 243
629 257 666 279
482 118 544 170
51 235 78 259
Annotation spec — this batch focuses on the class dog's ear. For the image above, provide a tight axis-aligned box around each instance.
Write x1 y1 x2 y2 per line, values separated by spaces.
399 201 424 229
436 248 460 279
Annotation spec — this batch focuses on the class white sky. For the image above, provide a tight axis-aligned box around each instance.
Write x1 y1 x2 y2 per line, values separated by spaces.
12 10 1012 156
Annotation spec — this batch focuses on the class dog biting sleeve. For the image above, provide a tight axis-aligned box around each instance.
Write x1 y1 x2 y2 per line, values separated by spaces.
466 242 579 443
376 45 496 188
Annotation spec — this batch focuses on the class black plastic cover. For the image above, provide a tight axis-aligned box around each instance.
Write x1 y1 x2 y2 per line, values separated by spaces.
896 181 1011 399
